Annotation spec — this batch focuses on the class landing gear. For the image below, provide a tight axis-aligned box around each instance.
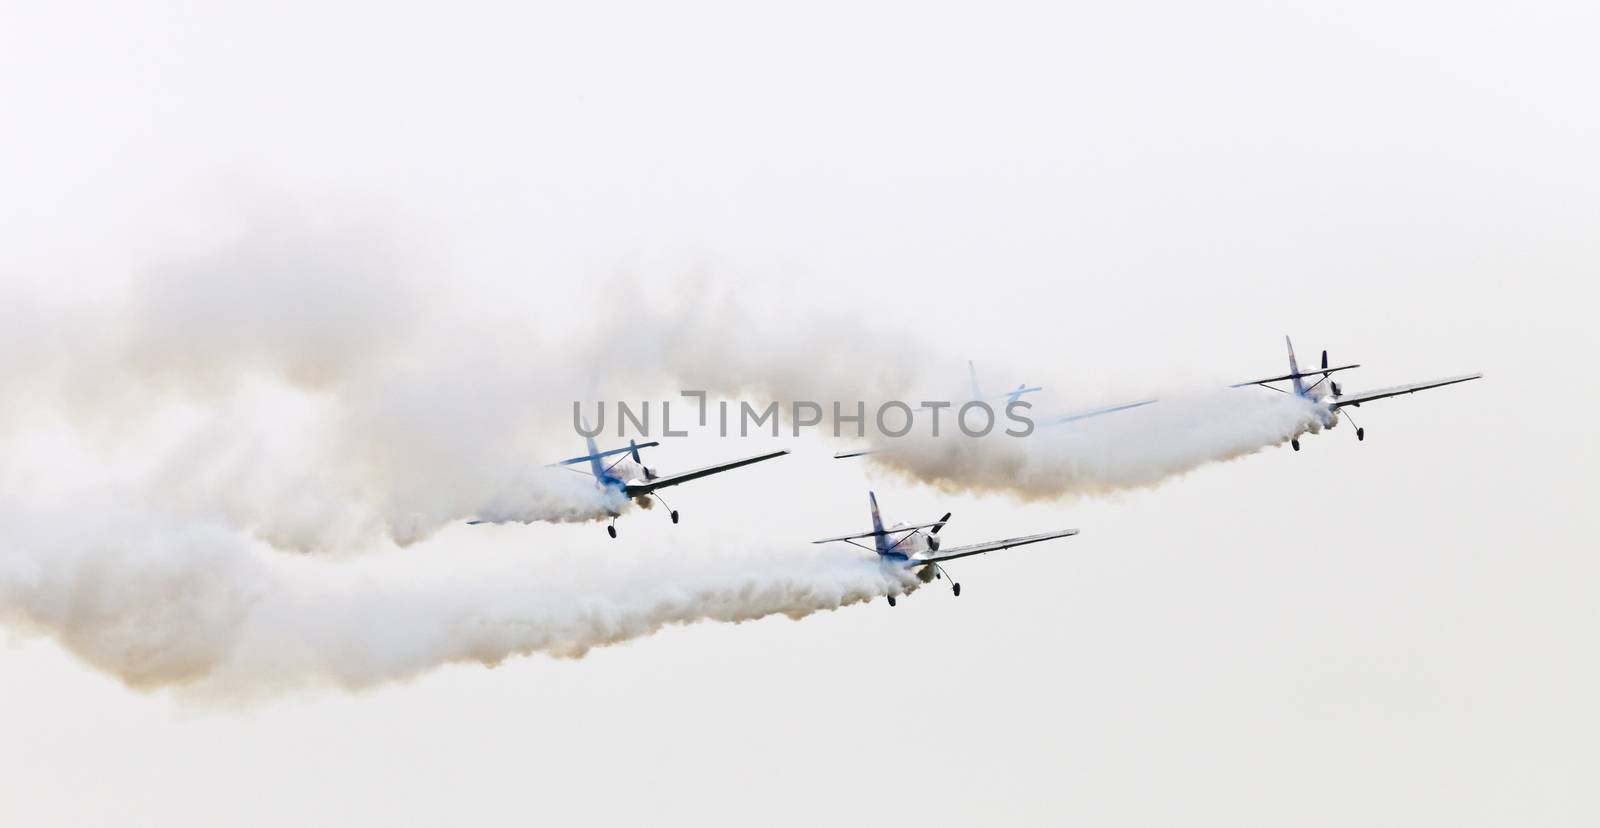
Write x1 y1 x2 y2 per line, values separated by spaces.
1344 409 1365 443
1291 438 1301 452
952 582 961 597
887 594 897 607
652 494 680 526
607 519 618 539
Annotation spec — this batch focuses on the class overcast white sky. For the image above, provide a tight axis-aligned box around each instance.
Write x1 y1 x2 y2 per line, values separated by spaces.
2 1 1596 825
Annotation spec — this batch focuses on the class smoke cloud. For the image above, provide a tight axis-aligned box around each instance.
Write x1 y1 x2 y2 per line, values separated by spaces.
0 203 1330 698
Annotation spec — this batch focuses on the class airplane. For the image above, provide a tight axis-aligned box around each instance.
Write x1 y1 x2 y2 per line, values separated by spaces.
470 436 789 537
833 362 1157 459
966 359 1042 407
812 491 1078 606
975 359 1160 428
1232 336 1482 451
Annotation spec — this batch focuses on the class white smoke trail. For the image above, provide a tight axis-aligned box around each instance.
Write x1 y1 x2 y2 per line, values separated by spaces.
0 201 1333 699
0 505 916 700
850 389 1328 500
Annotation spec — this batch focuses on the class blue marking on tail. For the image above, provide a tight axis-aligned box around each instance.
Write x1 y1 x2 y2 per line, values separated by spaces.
1286 336 1308 397
868 491 891 556
585 434 608 481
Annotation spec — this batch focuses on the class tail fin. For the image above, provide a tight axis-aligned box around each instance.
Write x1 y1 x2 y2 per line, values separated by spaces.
585 434 606 478
869 491 889 555
1286 336 1307 397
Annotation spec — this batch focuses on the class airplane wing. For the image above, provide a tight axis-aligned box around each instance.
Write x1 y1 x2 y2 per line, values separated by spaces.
1041 397 1159 426
624 449 789 496
1231 364 1361 388
1330 373 1482 408
811 522 944 544
555 441 661 466
832 447 878 459
909 529 1078 564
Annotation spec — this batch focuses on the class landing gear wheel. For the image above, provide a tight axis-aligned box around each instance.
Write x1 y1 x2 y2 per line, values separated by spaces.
1357 428 1365 441
887 595 897 607
952 583 961 597
607 525 617 539
1291 439 1301 452
670 510 680 524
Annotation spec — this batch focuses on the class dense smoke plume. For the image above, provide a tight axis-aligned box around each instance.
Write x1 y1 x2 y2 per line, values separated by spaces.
0 207 1324 698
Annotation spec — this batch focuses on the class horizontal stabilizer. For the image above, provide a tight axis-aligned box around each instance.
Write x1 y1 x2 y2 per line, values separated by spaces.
812 521 946 544
556 441 661 466
1230 364 1360 388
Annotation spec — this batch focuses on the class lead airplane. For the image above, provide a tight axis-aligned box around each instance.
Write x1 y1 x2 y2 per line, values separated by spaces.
470 436 788 537
1232 336 1482 451
813 491 1077 606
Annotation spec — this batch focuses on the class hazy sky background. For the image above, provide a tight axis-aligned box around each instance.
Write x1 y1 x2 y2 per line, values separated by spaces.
2 1 1596 825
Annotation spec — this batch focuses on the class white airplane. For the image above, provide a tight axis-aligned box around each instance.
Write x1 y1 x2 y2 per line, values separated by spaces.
1232 336 1482 450
833 361 1157 459
813 491 1077 606
470 436 789 537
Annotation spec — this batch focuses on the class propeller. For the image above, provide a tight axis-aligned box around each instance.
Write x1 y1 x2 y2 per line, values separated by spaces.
927 512 952 552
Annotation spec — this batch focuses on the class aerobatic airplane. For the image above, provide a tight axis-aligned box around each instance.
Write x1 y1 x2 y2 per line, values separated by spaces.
813 491 1077 606
1233 336 1482 451
470 436 788 537
833 362 1157 459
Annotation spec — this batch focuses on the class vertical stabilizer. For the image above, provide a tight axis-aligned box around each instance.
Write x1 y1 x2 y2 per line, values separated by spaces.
869 491 890 555
1286 336 1307 397
585 433 606 479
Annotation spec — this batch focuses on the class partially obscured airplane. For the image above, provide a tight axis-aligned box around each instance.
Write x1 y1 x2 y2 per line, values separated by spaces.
813 491 1077 606
470 436 788 537
1233 336 1482 451
833 362 1157 459
966 359 1042 407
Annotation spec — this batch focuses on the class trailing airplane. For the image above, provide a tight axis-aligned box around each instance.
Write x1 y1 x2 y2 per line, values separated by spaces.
1233 336 1482 451
969 359 1159 428
966 359 1042 407
470 436 788 537
813 491 1077 606
833 362 1157 459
